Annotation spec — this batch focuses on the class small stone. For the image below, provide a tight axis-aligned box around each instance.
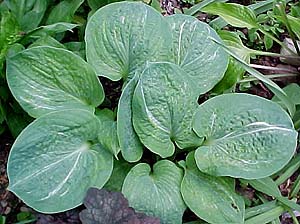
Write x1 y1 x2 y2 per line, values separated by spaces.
4 206 11 215
0 200 7 207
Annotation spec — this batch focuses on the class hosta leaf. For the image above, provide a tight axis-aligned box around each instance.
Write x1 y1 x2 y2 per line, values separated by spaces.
132 62 202 158
85 1 171 81
80 188 160 224
6 46 104 118
272 83 300 107
95 109 120 157
193 93 297 179
202 3 258 29
181 152 245 224
117 75 143 162
4 0 47 31
29 36 66 49
7 110 113 213
165 14 228 94
122 160 186 224
45 0 84 24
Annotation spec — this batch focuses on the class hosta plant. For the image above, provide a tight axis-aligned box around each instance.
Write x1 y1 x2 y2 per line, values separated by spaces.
5 2 298 223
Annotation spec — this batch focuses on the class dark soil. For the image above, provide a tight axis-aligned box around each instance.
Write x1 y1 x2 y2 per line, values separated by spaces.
0 132 20 223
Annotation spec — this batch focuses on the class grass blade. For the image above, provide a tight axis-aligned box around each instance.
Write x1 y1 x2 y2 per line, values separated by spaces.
210 36 295 116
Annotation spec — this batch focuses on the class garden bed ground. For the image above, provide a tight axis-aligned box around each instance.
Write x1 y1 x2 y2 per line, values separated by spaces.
1 71 299 223
1 0 300 223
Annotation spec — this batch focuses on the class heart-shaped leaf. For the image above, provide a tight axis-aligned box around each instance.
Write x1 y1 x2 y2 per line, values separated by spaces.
85 1 171 81
122 160 186 224
165 14 228 94
6 46 104 118
132 62 202 158
7 110 113 213
181 152 245 224
193 93 297 179
117 74 144 162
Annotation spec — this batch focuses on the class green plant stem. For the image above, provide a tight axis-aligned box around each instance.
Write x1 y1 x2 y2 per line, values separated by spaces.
290 174 300 198
258 27 297 56
275 154 300 186
287 207 300 224
209 36 295 116
245 206 285 224
239 73 298 83
250 50 281 57
275 3 300 56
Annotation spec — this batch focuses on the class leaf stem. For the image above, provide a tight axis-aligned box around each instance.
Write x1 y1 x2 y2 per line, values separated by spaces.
239 73 298 83
287 207 300 224
258 27 297 56
249 50 281 57
275 3 300 56
290 174 300 198
275 154 300 186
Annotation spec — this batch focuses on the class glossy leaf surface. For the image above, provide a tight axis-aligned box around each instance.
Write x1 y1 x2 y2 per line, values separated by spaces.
6 46 104 118
193 93 297 179
166 14 228 94
8 110 113 213
85 2 171 81
117 75 143 162
181 152 245 223
132 62 202 158
122 160 186 224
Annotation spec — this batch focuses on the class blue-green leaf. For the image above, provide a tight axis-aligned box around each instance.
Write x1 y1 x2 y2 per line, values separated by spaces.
122 160 186 224
181 152 245 223
6 46 104 118
132 62 202 158
85 2 171 81
7 110 113 213
165 14 228 94
193 93 297 179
